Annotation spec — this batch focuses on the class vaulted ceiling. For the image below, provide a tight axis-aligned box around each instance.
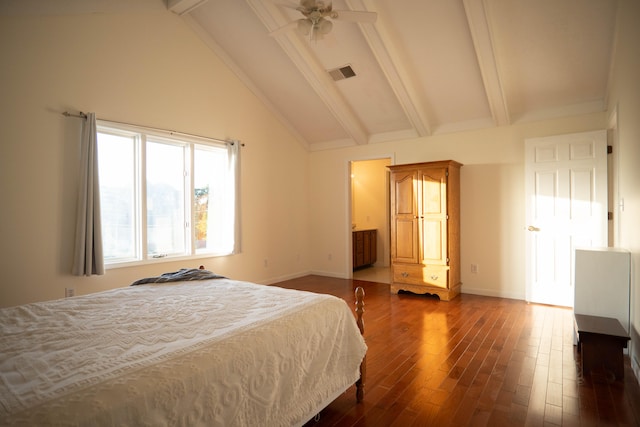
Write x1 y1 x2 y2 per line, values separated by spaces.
2 0 619 151
184 0 618 151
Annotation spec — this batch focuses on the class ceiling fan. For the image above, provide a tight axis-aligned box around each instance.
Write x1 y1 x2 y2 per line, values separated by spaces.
270 0 377 41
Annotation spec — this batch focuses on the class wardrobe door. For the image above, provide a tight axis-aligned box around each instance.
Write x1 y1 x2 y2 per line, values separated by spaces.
390 170 419 264
419 167 448 266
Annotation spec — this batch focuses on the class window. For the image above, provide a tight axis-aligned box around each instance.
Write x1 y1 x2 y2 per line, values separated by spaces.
97 122 239 266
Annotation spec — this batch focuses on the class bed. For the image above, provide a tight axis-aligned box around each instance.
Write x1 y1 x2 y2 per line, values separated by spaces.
0 269 367 426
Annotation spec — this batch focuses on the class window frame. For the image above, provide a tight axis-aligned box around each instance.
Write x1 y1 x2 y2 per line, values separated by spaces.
96 120 238 269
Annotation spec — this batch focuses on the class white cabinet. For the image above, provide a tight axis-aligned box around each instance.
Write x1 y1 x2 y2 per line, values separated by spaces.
574 247 630 333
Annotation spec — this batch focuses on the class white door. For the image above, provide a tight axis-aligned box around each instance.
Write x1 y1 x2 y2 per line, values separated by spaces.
525 130 607 307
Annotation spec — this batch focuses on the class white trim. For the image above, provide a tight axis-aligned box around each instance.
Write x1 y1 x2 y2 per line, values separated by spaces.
461 286 525 301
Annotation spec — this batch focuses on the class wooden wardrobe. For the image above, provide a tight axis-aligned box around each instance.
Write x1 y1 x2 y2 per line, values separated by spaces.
388 160 462 301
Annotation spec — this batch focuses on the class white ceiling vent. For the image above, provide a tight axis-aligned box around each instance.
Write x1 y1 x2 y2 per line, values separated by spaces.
328 65 356 81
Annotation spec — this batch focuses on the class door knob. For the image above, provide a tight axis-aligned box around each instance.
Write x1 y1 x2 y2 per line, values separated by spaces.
527 225 540 232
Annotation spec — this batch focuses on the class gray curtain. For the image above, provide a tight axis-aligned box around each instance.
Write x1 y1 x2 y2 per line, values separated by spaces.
72 112 105 276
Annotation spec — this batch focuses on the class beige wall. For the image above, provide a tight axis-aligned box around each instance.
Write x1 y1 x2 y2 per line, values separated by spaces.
606 0 640 379
0 11 310 307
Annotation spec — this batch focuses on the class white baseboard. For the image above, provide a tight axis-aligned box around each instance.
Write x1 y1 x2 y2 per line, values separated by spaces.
633 353 640 387
461 286 525 301
260 270 311 285
308 270 349 279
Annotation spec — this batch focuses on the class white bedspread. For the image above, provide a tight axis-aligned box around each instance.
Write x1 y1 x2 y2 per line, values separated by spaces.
0 279 367 426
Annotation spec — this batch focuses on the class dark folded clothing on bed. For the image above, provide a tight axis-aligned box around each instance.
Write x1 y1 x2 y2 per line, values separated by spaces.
131 268 226 286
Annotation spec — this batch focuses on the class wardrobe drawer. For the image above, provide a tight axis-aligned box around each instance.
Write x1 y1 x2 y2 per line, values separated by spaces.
393 264 449 288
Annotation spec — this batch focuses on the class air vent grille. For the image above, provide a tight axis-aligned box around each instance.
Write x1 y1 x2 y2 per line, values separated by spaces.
328 65 356 81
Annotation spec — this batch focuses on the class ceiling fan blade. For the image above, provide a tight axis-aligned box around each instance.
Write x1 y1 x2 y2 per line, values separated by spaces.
331 10 377 23
268 20 300 37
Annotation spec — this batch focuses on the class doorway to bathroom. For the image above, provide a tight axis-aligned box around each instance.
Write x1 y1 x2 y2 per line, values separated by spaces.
350 158 392 284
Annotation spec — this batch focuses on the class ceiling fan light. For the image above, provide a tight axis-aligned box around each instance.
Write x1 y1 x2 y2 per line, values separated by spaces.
317 18 332 34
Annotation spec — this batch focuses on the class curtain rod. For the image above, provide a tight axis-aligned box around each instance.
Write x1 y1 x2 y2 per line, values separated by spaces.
61 111 244 147
62 111 87 119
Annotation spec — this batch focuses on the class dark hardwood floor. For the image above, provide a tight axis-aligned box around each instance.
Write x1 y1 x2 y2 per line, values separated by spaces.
275 275 640 427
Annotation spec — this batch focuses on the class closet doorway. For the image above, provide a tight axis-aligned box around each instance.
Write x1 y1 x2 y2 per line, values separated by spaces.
350 158 392 284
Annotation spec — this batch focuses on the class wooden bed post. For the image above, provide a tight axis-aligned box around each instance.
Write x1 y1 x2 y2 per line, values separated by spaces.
355 286 365 403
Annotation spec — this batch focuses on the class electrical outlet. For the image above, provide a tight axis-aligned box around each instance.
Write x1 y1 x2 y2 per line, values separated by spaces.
263 258 268 268
328 253 332 261
471 264 479 274
65 288 75 298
